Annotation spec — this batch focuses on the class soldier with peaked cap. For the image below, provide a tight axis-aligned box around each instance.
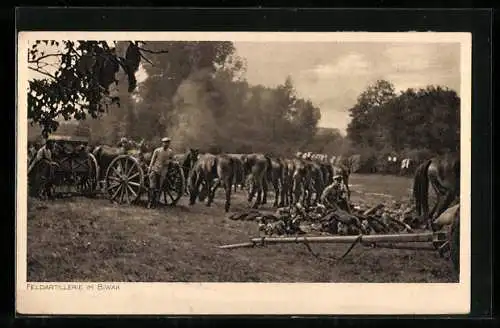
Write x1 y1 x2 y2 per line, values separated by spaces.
147 137 174 208
320 174 350 212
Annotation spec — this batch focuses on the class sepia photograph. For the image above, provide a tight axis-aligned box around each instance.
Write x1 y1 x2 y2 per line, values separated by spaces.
17 31 471 315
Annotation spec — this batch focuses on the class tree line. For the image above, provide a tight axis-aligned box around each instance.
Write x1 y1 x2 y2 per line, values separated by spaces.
344 79 460 172
27 40 459 171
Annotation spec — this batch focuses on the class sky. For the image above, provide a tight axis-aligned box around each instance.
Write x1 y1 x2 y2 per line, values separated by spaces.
27 40 461 134
233 42 461 134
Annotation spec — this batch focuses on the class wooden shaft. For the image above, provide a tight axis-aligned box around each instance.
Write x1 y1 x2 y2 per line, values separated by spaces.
218 232 436 249
218 242 255 249
249 233 434 244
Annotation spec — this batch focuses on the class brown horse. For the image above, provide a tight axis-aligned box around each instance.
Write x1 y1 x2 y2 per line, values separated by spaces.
227 153 246 192
291 158 309 206
173 148 199 194
242 153 269 209
303 160 326 207
211 154 236 212
279 158 294 206
92 145 128 180
413 153 460 228
188 153 235 212
28 158 58 200
266 156 285 207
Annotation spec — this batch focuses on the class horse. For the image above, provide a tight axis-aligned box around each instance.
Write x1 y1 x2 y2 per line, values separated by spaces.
92 144 128 179
303 159 326 207
281 158 296 206
188 153 234 212
266 156 285 207
413 153 460 228
241 153 269 209
226 153 246 192
291 158 309 206
320 162 334 186
210 154 236 212
28 158 58 200
173 148 199 194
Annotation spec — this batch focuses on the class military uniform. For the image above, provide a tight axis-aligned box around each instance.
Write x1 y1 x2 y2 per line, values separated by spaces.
118 137 129 154
147 137 174 208
320 175 349 211
28 143 54 174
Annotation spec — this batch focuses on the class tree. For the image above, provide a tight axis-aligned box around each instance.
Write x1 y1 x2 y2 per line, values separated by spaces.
27 40 169 137
132 41 241 143
346 79 396 148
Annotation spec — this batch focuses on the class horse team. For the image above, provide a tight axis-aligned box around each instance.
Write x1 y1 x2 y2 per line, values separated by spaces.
176 150 351 214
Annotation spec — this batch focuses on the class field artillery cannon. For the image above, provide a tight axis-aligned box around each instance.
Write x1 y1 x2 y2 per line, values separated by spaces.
103 153 185 206
28 135 99 198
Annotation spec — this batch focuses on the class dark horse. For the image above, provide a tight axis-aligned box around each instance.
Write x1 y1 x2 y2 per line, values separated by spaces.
92 145 128 180
28 159 58 200
413 153 460 228
188 153 235 212
242 153 269 209
173 148 199 195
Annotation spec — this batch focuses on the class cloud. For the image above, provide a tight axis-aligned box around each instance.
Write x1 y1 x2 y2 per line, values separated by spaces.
383 44 434 72
304 52 370 78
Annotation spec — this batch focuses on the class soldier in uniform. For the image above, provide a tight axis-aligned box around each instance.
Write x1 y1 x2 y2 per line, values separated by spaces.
28 139 55 174
118 137 129 153
320 174 350 212
147 137 174 208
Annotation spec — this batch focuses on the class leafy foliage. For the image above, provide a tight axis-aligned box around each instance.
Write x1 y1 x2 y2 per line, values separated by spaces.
27 40 168 137
346 80 460 158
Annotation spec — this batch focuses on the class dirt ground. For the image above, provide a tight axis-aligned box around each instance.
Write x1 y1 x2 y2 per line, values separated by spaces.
26 173 457 283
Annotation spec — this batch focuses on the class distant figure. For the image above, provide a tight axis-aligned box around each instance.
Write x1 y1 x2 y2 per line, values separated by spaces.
320 175 350 212
400 158 412 175
147 137 174 209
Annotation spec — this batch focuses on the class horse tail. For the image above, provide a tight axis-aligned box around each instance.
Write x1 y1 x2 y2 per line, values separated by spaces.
413 159 432 217
188 165 199 194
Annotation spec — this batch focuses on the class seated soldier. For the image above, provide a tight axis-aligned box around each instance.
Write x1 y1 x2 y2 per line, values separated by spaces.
320 175 350 212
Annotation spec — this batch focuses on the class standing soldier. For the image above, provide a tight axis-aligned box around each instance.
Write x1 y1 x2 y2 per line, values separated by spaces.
147 137 174 209
320 174 350 212
28 139 56 174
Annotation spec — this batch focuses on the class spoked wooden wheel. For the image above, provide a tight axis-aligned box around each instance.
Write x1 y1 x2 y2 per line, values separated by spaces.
105 155 144 204
160 162 185 206
77 153 99 196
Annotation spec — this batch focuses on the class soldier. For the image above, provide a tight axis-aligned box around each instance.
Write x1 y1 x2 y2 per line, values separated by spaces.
147 137 174 209
117 137 129 153
28 139 55 174
320 174 350 212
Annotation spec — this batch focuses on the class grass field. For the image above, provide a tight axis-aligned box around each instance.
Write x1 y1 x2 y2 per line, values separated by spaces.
26 173 456 283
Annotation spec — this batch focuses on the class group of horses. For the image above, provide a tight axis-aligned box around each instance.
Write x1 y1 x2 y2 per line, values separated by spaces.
166 150 351 214
28 138 460 229
182 149 460 230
